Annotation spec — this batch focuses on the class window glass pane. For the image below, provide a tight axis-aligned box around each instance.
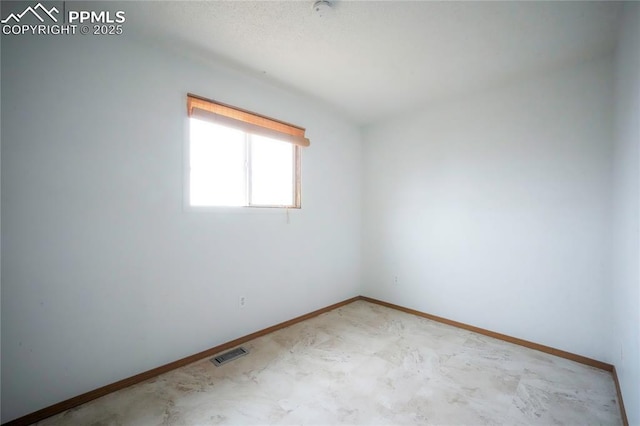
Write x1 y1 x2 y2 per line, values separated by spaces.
250 135 294 206
190 118 246 206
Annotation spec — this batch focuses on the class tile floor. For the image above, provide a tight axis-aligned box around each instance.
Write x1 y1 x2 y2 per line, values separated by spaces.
36 301 622 425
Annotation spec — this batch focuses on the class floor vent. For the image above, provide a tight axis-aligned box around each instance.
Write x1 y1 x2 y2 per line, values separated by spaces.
211 347 249 367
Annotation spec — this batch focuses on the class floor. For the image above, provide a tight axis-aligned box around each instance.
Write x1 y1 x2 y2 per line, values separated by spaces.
37 301 622 425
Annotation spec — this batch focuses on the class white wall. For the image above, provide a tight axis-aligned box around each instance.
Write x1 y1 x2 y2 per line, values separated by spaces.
612 3 640 424
0 34 362 422
362 56 614 362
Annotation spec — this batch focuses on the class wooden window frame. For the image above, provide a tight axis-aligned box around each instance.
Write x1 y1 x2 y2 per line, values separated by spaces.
187 94 307 209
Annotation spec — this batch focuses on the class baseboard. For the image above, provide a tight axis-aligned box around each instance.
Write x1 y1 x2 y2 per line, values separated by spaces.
2 296 359 426
361 296 613 371
360 296 628 425
4 295 628 425
612 366 629 426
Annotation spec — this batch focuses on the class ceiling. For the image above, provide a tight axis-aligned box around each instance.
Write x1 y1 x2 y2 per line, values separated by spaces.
124 1 621 125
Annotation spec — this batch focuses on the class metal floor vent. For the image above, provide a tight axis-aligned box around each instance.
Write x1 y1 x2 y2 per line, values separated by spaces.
211 347 249 367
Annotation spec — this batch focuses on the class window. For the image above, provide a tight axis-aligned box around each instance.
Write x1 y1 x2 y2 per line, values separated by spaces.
186 94 309 208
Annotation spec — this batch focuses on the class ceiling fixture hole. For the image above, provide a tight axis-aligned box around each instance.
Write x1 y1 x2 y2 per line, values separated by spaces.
313 1 333 18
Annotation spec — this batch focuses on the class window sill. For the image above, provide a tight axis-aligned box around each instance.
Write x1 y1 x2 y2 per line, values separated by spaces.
184 205 301 214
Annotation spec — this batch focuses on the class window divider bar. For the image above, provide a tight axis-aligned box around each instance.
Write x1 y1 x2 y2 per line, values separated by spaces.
294 145 301 208
246 134 253 206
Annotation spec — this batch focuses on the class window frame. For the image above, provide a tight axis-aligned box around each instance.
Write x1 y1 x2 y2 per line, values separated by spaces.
242 130 301 208
185 94 305 210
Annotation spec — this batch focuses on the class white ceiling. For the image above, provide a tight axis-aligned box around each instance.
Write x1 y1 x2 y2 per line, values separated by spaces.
125 1 621 125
